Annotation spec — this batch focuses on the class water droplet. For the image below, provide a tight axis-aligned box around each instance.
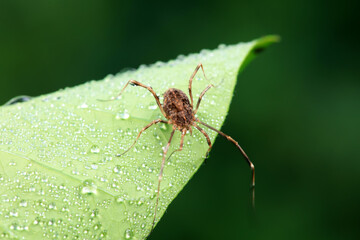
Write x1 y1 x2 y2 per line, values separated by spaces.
91 209 99 217
9 209 18 217
9 161 16 166
99 230 108 237
80 180 97 195
38 189 45 195
154 61 165 67
137 197 145 206
10 223 18 230
78 103 88 109
218 43 226 49
33 217 41 225
116 110 130 120
19 200 28 207
49 202 56 210
176 54 185 61
153 132 161 140
103 156 113 162
113 165 121 173
90 145 100 153
125 128 132 135
115 196 125 204
93 223 102 230
160 123 167 131
90 163 98 170
124 228 133 239
148 103 157 110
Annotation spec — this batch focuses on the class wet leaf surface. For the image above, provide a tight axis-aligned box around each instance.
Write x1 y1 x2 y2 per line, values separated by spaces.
0 36 278 239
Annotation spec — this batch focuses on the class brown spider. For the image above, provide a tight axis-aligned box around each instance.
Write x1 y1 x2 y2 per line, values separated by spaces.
107 63 255 232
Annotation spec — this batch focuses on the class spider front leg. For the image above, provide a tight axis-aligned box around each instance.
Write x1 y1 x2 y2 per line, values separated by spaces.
99 79 167 117
116 119 168 157
194 84 214 114
188 63 208 108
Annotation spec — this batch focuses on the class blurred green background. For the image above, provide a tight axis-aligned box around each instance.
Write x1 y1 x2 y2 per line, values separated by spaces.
1 0 359 239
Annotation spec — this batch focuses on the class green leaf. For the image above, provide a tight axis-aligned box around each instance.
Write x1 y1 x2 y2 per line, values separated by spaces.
0 36 278 239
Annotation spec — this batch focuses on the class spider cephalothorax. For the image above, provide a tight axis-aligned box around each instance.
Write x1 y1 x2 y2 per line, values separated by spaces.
163 88 195 131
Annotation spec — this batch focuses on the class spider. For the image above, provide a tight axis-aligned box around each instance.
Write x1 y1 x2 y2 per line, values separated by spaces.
105 63 255 233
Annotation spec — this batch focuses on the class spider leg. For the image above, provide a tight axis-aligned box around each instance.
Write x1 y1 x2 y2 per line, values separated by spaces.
188 63 208 108
150 127 178 233
163 128 187 163
99 80 167 117
194 84 214 114
193 124 212 158
196 118 255 208
116 119 168 157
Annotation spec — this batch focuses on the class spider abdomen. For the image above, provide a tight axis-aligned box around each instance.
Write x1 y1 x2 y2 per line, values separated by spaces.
163 88 194 129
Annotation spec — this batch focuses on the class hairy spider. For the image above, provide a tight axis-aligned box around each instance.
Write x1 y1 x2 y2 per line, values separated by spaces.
107 63 255 233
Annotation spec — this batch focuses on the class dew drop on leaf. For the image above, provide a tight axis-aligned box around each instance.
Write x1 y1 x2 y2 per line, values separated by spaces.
90 145 101 153
78 103 88 109
124 228 134 239
116 110 130 120
115 196 125 204
148 103 157 110
19 200 28 207
113 165 121 173
80 179 97 195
